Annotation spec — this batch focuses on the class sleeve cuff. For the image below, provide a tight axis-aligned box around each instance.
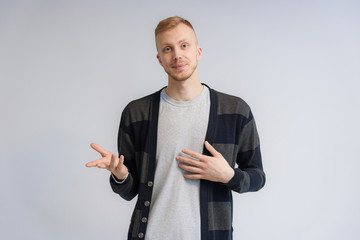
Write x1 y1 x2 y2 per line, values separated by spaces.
226 168 247 191
111 173 129 184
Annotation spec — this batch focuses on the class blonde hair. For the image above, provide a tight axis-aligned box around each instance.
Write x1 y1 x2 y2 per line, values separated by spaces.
155 16 195 37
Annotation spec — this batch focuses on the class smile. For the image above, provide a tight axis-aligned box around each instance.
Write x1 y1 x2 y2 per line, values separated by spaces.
172 64 186 71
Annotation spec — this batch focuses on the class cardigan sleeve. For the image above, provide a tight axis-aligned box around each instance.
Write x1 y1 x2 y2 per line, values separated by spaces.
109 107 139 201
226 110 266 193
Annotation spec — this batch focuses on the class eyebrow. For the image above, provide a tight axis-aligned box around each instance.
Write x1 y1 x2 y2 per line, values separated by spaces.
160 39 190 46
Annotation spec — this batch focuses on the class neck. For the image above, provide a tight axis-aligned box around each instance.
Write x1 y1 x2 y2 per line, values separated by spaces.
165 72 203 101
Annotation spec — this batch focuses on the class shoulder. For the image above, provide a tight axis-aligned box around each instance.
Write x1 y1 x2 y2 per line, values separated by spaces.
121 90 161 125
212 89 251 118
124 92 156 112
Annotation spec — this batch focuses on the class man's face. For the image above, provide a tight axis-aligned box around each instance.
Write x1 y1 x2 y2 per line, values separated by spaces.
156 23 202 82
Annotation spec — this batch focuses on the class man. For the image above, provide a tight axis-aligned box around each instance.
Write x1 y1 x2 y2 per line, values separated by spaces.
86 16 265 240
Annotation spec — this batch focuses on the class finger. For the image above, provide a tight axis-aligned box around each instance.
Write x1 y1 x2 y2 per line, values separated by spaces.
204 141 220 157
109 153 119 171
97 162 108 169
176 156 202 167
178 163 202 174
85 159 101 167
183 173 202 180
90 143 111 156
85 158 110 167
85 162 94 167
181 149 206 161
85 160 108 169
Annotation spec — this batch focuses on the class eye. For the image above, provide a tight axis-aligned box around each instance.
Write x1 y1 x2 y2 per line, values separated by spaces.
164 47 171 52
182 43 189 48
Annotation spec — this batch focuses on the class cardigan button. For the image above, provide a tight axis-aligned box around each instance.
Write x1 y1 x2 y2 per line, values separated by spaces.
141 217 148 223
144 201 150 207
138 232 144 238
147 181 153 187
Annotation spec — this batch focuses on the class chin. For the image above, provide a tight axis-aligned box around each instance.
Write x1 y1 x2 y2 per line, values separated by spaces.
170 71 196 82
165 65 197 82
171 75 192 82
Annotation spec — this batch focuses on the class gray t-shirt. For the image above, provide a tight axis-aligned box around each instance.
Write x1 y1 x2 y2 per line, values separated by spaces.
145 86 210 240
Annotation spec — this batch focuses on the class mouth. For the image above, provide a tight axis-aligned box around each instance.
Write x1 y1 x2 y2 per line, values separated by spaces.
172 64 186 71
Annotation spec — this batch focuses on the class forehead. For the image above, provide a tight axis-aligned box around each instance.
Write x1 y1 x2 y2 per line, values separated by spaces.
155 23 197 46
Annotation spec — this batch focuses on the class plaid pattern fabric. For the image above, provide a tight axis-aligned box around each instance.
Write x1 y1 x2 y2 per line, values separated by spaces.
110 85 265 240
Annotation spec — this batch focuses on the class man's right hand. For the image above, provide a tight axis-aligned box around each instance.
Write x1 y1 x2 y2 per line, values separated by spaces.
86 143 129 181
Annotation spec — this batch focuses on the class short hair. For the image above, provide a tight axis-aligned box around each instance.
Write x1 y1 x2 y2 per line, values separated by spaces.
155 16 195 37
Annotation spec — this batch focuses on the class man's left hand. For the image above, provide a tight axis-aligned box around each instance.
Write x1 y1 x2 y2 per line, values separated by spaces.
176 141 235 183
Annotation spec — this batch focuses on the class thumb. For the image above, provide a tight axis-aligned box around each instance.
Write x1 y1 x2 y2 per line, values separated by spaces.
204 141 220 157
118 155 125 166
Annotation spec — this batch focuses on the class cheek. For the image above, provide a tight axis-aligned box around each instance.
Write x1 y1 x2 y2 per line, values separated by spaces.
161 56 173 66
192 52 200 61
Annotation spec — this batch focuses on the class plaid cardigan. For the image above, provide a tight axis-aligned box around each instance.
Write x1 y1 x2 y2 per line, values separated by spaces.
110 85 265 240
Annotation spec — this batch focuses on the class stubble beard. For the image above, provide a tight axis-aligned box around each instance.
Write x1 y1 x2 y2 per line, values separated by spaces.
166 62 198 82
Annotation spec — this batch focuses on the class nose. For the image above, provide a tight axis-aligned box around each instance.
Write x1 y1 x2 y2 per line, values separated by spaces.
172 47 182 61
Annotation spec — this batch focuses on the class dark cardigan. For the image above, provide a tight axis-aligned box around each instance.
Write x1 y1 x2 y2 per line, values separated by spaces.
110 85 266 240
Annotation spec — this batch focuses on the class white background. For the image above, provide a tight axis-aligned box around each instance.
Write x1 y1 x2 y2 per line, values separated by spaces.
1 0 359 239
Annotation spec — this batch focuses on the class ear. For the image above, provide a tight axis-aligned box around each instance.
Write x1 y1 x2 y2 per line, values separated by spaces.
197 46 202 61
157 54 163 66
